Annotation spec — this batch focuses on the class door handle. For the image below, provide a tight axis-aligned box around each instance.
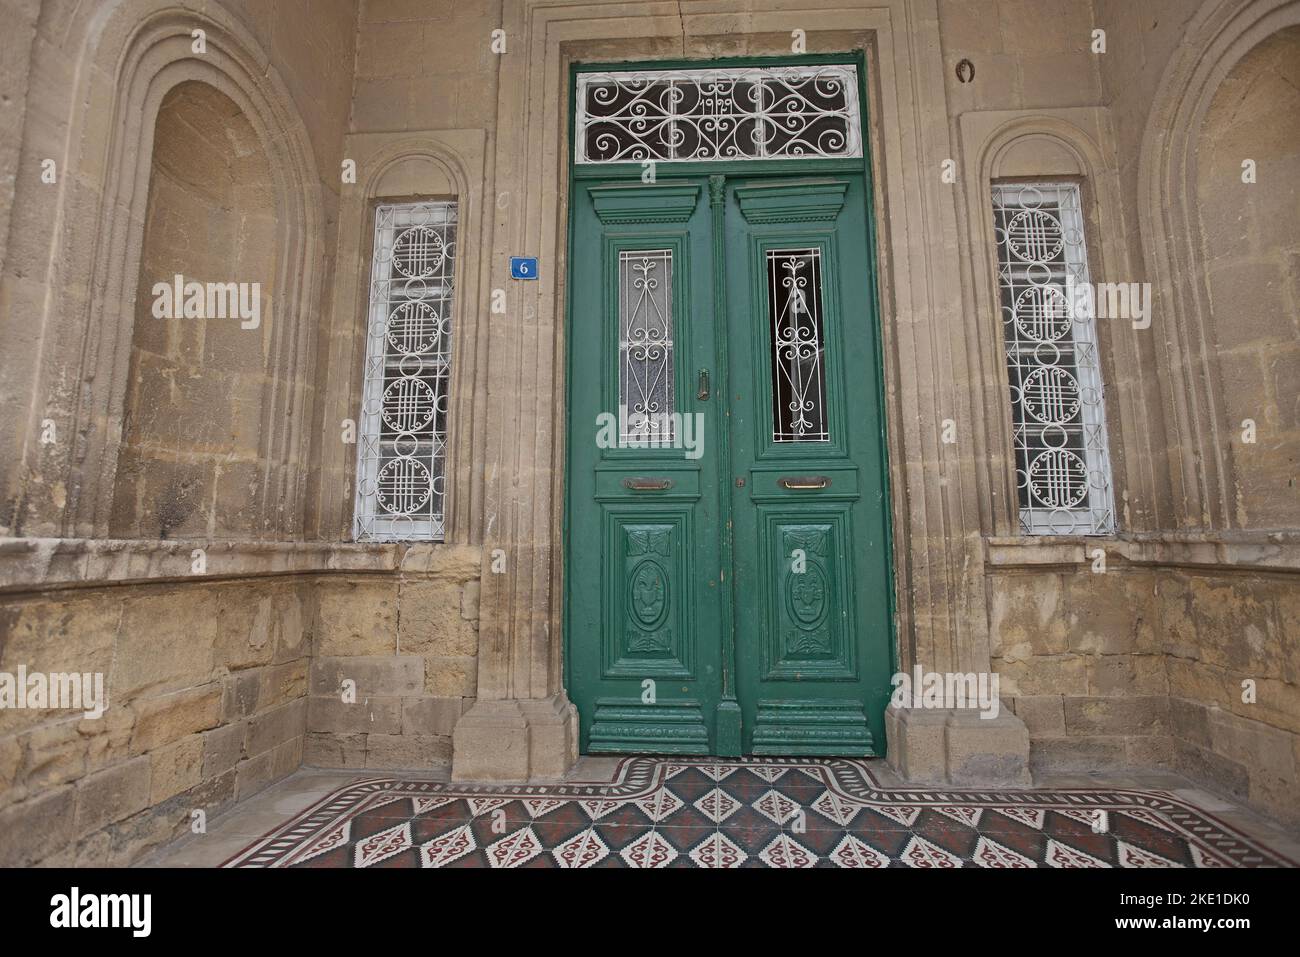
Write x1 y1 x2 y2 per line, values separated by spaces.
778 475 830 490
697 369 710 401
623 477 674 491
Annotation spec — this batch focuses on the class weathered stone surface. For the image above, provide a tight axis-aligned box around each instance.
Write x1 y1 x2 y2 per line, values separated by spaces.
0 786 76 866
233 749 276 802
1087 654 1167 696
460 579 480 621
993 655 1088 697
0 733 21 793
308 695 402 735
0 594 119 686
313 580 398 656
310 655 424 697
201 721 247 777
1029 736 1128 774
399 579 477 656
1011 695 1066 736
74 756 151 836
424 656 477 697
20 718 87 790
148 734 204 804
1064 696 1169 736
130 684 222 753
945 710 1032 786
401 696 464 736
258 658 309 710
988 573 1069 660
304 731 366 769
114 590 219 697
246 698 307 756
365 733 452 769
885 705 947 783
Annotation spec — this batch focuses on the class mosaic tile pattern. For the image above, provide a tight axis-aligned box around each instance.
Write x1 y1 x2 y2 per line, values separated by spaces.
224 757 1293 868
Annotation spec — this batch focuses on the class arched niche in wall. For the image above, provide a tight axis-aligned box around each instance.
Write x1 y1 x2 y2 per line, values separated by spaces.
109 81 277 539
1194 25 1300 529
46 2 323 541
1138 0 1300 529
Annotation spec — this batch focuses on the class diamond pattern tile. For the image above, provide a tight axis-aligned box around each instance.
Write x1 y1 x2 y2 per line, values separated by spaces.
224 757 1294 868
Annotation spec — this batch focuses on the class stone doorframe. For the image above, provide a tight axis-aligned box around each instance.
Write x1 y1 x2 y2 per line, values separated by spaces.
452 0 1006 781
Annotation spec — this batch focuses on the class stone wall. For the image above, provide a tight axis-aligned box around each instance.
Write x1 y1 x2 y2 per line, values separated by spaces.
989 537 1300 827
304 546 482 770
0 574 311 866
0 539 483 865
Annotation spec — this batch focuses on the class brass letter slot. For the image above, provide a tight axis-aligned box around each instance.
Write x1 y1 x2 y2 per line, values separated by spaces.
623 477 674 491
778 475 830 490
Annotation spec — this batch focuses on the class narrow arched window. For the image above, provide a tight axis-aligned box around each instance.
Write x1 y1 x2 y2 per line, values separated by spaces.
353 201 457 542
991 181 1115 535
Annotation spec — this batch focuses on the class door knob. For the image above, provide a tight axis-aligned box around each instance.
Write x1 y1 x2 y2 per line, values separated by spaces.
697 369 710 401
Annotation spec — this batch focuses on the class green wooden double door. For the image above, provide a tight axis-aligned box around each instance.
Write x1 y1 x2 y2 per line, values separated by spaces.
566 171 893 757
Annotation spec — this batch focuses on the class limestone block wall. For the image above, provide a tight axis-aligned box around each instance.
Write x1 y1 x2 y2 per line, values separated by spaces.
304 546 482 770
0 540 483 866
989 541 1300 828
0 572 311 866
990 565 1170 773
1162 567 1299 821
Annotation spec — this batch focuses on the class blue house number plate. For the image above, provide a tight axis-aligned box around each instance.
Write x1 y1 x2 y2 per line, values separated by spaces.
510 257 538 280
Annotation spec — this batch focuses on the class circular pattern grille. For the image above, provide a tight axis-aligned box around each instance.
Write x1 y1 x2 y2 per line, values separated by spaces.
1021 366 1081 425
376 457 432 516
1005 209 1063 263
386 300 443 355
1013 284 1071 341
380 377 437 433
392 225 446 278
1028 449 1088 509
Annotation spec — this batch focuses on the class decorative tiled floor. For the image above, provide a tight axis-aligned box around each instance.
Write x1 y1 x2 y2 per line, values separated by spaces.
223 757 1294 868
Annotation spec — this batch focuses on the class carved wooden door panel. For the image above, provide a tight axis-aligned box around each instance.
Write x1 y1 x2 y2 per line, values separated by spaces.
567 173 892 756
567 180 725 753
725 176 893 755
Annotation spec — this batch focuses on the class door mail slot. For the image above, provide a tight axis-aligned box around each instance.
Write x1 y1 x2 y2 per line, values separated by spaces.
622 477 674 491
777 475 831 490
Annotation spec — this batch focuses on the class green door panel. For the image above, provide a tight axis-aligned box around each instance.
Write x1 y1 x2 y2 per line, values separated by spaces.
566 167 893 757
724 174 893 755
567 179 723 754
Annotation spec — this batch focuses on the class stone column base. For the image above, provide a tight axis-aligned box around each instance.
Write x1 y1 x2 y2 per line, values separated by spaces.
451 693 578 782
885 704 1031 786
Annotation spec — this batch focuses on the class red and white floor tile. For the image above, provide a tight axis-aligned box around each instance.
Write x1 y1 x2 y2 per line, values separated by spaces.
223 757 1294 869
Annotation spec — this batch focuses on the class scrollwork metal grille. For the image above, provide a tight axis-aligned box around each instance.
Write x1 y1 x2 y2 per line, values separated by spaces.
576 65 862 164
768 248 829 442
618 250 675 443
992 183 1114 535
354 202 456 541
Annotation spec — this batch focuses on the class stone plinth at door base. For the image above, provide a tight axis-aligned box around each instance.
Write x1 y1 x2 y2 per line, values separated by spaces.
451 693 578 782
885 704 1032 786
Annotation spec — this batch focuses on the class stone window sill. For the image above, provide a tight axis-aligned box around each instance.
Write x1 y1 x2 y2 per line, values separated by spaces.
985 530 1300 572
0 537 480 593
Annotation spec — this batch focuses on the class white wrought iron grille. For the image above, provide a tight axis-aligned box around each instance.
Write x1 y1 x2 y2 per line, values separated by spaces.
354 202 456 541
992 182 1115 535
768 248 829 442
618 249 675 443
576 65 862 164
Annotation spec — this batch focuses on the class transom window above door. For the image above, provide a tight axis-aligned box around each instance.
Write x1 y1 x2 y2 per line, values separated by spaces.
575 64 863 164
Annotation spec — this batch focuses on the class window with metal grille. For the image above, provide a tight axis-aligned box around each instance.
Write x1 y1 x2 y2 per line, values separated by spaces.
575 65 862 164
354 201 456 542
991 182 1115 535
